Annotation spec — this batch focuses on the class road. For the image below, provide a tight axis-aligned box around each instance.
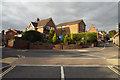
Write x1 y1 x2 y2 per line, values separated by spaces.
1 42 120 80
2 42 118 59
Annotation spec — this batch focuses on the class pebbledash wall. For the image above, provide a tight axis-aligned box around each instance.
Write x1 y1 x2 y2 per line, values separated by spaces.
7 40 94 49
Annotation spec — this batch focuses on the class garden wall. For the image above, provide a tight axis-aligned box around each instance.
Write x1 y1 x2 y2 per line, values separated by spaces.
30 44 89 49
7 40 27 49
30 44 54 49
14 40 27 49
7 41 14 47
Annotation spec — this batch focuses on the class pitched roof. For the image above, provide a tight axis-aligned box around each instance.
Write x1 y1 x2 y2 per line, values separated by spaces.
88 24 98 33
12 29 23 34
32 17 52 27
113 32 119 38
56 19 83 27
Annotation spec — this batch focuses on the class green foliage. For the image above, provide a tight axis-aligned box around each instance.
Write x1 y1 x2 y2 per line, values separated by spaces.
52 33 58 44
49 29 54 41
86 32 97 43
108 30 116 35
108 33 114 38
73 33 86 41
71 33 74 41
22 30 42 42
108 30 116 39
64 34 69 44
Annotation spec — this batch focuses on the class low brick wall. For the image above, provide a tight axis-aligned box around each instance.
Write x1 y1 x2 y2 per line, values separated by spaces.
14 40 27 49
30 44 54 49
63 45 82 49
53 45 63 49
30 44 89 49
7 41 14 47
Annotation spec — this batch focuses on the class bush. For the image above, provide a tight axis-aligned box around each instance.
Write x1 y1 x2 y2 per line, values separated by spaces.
64 34 69 44
49 29 54 42
52 33 58 44
73 33 86 41
22 30 42 42
108 33 114 38
86 32 97 43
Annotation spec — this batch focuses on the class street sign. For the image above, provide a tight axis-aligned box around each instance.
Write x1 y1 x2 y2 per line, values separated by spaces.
59 35 62 39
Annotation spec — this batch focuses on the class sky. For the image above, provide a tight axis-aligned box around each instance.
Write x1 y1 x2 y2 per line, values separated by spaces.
0 0 119 33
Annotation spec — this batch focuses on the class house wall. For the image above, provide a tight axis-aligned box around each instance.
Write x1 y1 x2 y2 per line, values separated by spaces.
27 24 35 31
79 21 86 32
45 19 56 29
56 23 83 36
37 28 44 33
5 31 17 40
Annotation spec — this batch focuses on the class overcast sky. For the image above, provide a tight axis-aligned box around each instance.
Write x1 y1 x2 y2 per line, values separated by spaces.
1 0 119 33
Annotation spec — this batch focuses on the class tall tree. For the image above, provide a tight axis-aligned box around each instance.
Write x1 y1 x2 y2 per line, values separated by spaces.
49 29 54 42
52 33 57 44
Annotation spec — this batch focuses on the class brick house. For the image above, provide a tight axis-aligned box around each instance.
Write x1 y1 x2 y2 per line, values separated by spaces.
113 32 119 46
88 24 107 41
56 19 86 35
25 17 56 37
5 28 23 41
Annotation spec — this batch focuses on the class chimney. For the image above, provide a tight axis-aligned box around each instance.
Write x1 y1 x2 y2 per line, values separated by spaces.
8 28 11 31
37 18 40 21
91 24 94 28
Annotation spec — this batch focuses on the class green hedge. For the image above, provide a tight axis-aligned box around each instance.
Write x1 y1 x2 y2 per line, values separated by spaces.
22 30 43 42
62 32 97 44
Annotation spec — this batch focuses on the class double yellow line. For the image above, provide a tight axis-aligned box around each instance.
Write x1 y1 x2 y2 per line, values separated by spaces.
0 65 16 78
108 66 120 75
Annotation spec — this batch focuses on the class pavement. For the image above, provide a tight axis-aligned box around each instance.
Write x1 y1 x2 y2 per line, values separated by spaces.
0 42 120 80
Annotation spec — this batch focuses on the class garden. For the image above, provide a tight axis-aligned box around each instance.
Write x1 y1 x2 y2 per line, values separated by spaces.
7 29 98 49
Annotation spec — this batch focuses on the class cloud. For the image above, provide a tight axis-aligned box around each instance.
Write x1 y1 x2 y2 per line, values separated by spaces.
1 2 118 33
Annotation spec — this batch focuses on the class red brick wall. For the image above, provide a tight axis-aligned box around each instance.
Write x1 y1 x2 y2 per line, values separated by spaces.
14 40 27 49
7 41 14 47
5 31 17 40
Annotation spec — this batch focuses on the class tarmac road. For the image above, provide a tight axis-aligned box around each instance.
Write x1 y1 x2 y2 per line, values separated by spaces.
2 66 119 80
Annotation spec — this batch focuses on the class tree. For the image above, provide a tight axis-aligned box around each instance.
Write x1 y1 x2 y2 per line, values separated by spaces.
22 30 42 42
108 30 116 38
49 29 54 42
71 33 74 41
86 32 97 43
64 34 69 44
108 33 114 38
52 33 57 44
108 30 116 35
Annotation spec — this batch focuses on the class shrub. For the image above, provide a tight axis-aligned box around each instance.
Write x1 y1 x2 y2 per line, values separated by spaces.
71 33 74 41
86 32 97 43
73 33 86 41
108 33 114 38
64 34 69 44
49 29 54 42
22 30 42 42
52 33 58 44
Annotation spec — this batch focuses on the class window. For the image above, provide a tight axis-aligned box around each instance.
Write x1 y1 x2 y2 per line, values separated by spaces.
46 26 50 30
80 25 84 29
30 27 33 30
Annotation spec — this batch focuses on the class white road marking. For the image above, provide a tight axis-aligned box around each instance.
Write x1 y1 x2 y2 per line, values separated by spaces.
61 66 65 80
